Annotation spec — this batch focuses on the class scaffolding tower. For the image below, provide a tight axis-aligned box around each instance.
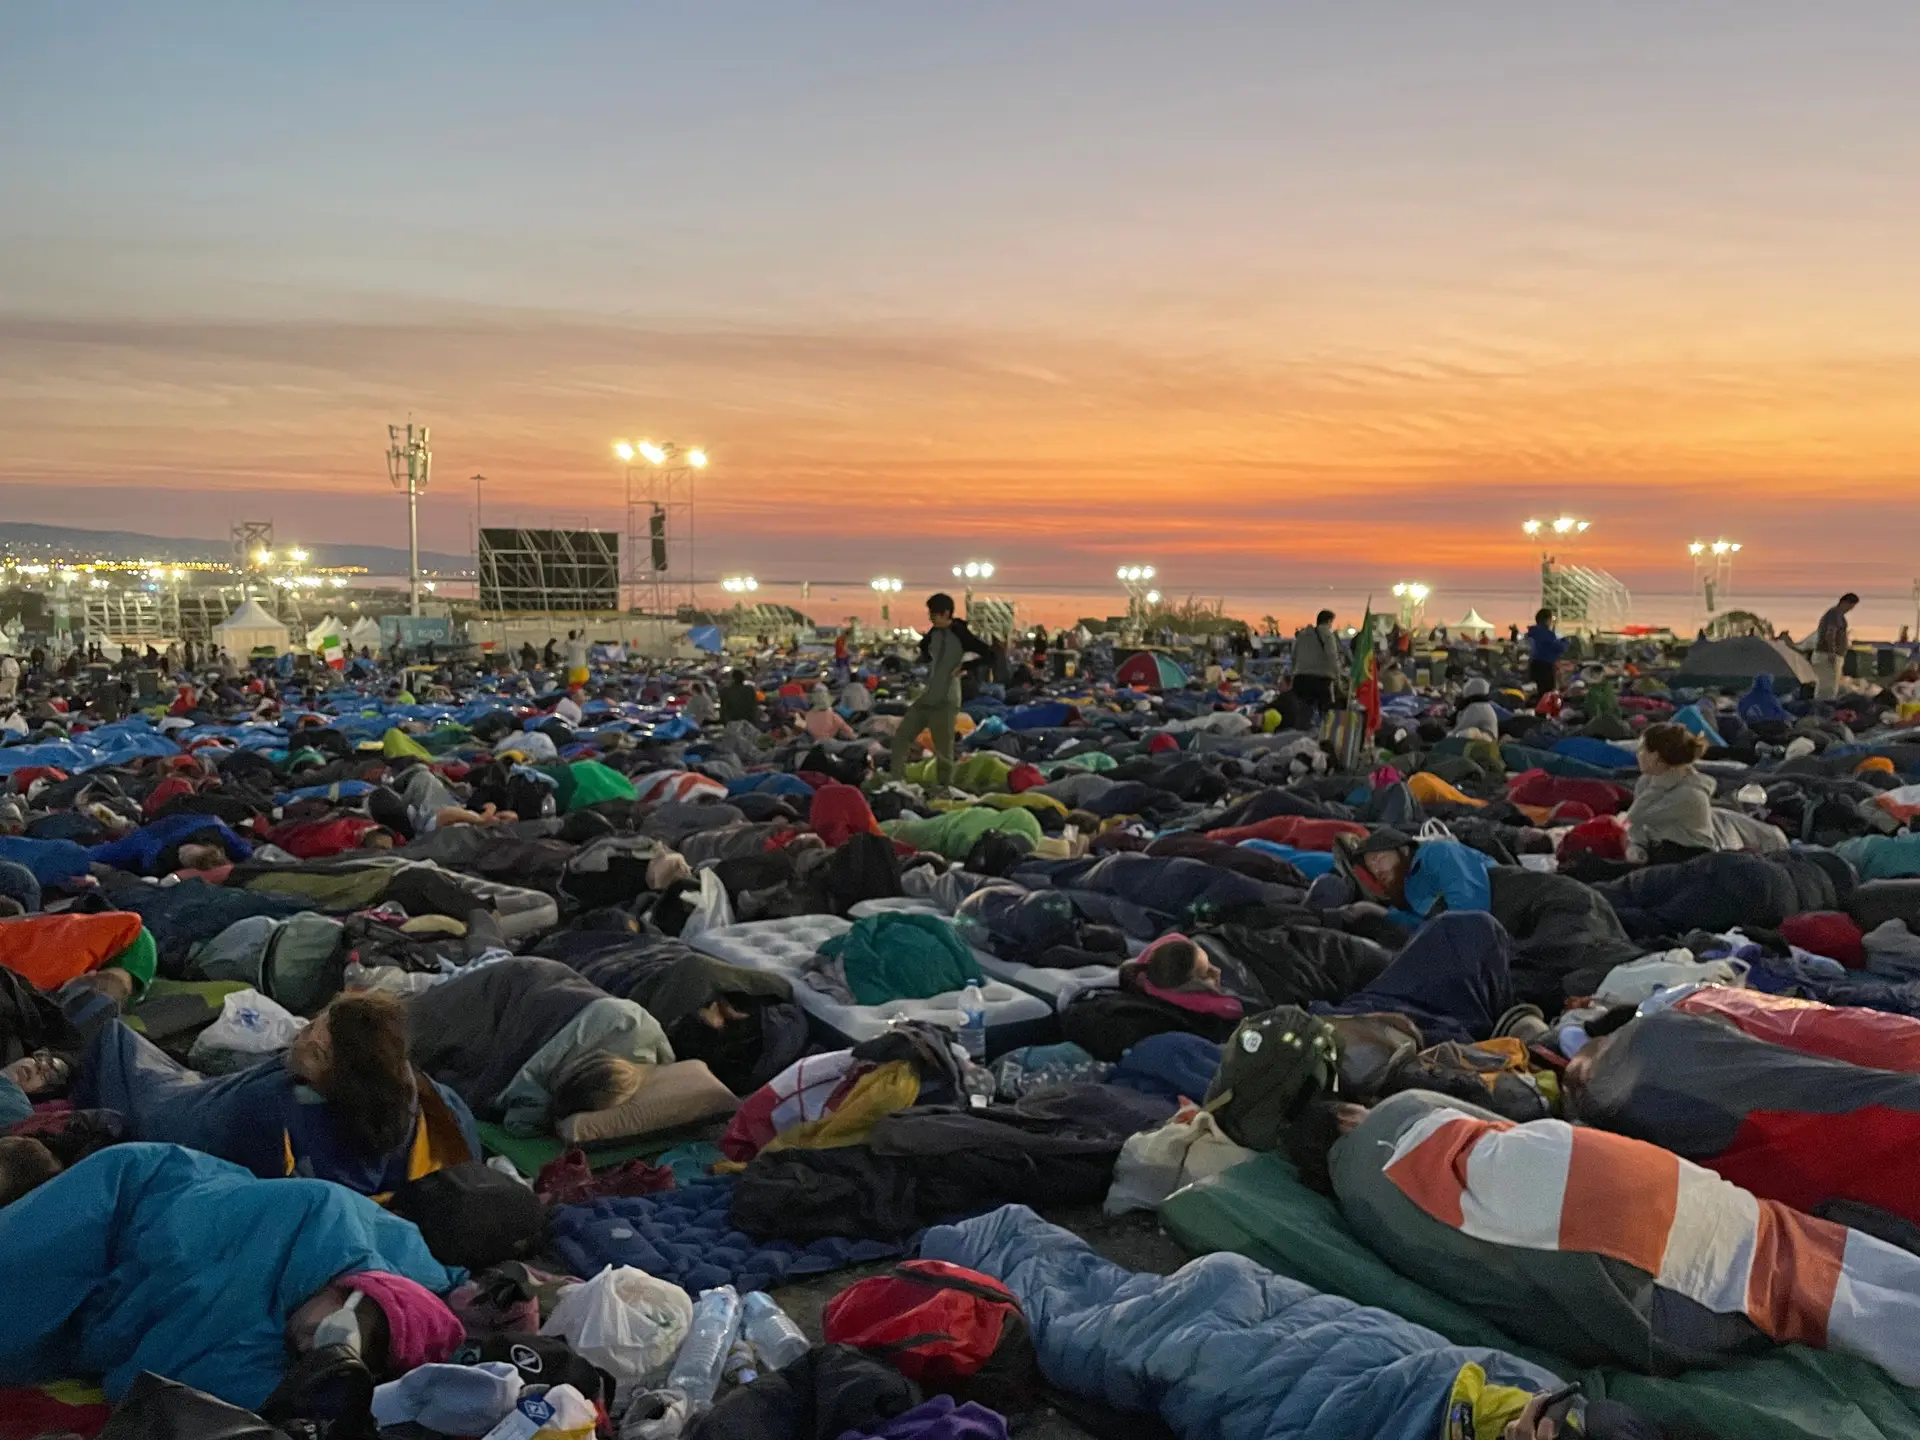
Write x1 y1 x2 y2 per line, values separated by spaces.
478 528 621 615
623 450 698 616
1541 558 1633 634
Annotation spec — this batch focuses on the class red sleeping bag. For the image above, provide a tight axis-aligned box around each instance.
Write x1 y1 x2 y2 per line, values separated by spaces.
1205 815 1369 851
1507 768 1634 816
1675 986 1920 1073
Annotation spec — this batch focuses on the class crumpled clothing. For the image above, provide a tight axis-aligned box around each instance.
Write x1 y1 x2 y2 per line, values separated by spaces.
534 1147 677 1206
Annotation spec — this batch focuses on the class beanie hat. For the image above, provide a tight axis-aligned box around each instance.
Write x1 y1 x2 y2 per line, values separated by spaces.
342 1271 466 1372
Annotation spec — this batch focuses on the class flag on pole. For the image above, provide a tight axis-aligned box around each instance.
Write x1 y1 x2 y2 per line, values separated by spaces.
319 628 345 670
1350 599 1381 736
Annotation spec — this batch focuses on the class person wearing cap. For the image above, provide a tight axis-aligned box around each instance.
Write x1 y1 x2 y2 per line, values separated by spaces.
1452 676 1501 738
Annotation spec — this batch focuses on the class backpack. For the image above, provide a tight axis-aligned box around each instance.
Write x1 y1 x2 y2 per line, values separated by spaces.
1202 1005 1340 1151
821 1259 1039 1407
387 1162 547 1271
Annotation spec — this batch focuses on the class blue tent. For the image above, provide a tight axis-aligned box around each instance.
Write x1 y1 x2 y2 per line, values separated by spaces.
688 625 725 654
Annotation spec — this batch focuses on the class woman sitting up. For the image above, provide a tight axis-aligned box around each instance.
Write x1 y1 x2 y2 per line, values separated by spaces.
73 991 476 1200
1624 721 1715 865
797 685 855 743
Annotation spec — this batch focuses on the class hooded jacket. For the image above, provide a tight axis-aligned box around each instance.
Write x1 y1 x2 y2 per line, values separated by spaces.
1624 769 1716 853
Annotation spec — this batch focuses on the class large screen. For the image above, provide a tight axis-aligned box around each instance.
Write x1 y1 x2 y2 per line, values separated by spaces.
478 528 620 612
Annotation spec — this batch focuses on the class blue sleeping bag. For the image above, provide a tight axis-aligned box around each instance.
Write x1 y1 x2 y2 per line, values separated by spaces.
88 812 253 874
0 1143 457 1407
922 1204 1554 1440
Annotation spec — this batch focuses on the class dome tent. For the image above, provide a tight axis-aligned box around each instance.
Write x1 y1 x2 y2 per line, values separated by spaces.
211 599 290 658
1673 635 1817 690
1115 650 1188 692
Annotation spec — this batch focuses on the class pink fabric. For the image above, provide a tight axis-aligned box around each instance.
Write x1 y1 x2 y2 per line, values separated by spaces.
1138 976 1244 1021
342 1271 465 1372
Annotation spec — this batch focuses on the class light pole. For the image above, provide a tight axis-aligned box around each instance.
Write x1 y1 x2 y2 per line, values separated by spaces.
1688 539 1741 617
1117 565 1157 635
870 576 903 629
1523 516 1589 624
720 575 759 597
615 440 707 614
387 422 431 617
951 560 994 609
1390 581 1431 629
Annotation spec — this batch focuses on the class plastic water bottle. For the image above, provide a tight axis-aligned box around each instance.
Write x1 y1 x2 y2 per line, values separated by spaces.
959 982 988 1062
739 1291 809 1372
666 1285 742 1413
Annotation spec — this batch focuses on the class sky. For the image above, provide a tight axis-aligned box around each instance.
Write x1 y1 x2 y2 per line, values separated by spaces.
3 2 1919 629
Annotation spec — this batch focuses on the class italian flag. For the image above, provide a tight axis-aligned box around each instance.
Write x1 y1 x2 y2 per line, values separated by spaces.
319 629 346 670
1350 600 1381 735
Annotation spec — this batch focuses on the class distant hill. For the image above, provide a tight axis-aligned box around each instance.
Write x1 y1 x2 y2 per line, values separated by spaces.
0 522 471 575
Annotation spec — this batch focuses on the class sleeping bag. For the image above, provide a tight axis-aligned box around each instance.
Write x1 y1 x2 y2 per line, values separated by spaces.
0 1143 457 1407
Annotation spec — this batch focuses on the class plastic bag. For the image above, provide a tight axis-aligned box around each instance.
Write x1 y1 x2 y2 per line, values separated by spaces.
1104 1103 1254 1216
678 869 735 943
196 989 306 1055
1595 950 1749 1007
540 1265 693 1386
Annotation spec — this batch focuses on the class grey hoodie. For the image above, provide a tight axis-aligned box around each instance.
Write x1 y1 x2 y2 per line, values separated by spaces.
1625 768 1716 852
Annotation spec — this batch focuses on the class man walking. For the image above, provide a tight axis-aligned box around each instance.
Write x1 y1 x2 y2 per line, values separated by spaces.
1524 608 1567 695
1813 592 1858 700
889 592 978 790
1290 609 1341 718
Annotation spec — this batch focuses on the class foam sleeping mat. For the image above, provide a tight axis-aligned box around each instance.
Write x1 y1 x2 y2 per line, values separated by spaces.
687 913 1055 1056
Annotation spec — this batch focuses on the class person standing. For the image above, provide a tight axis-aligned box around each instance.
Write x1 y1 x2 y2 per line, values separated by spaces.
1812 592 1859 700
889 592 978 790
562 629 591 690
1524 608 1567 695
1290 609 1341 718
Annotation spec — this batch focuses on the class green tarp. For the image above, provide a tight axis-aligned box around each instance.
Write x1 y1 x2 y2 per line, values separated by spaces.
1160 1155 1920 1440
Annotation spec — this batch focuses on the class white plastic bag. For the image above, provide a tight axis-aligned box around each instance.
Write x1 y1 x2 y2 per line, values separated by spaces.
197 989 306 1054
541 1266 693 1385
678 868 735 943
1104 1104 1254 1216
1595 951 1748 1007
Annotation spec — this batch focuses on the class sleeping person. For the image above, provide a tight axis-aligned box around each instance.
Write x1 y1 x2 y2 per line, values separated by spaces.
73 990 476 1198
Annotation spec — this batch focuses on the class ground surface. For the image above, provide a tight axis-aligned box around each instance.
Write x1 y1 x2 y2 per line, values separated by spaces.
770 1206 1190 1438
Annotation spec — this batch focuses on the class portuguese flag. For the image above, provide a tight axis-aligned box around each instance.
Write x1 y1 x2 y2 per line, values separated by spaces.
1350 600 1381 735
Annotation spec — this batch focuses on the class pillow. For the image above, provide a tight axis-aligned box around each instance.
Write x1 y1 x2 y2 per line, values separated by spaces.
556 1060 739 1144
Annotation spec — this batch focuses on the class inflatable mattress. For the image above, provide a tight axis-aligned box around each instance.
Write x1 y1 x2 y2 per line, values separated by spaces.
687 913 1053 1054
849 896 1122 1011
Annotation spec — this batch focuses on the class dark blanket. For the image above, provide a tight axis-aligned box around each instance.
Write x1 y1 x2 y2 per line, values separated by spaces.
570 942 805 1094
1577 1009 1920 1232
406 958 604 1112
95 881 311 978
730 1084 1172 1243
1320 912 1514 1046
1596 851 1835 942
688 1346 922 1440
1058 988 1240 1061
1012 853 1283 940
0 969 80 1068
1486 867 1642 1006
1199 922 1391 1009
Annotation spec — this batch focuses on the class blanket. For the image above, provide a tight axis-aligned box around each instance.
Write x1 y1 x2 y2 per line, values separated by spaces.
921 1204 1553 1440
549 1176 903 1292
0 1143 456 1408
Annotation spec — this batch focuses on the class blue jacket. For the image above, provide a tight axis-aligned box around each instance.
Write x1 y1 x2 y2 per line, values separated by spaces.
1525 624 1566 664
0 1143 457 1407
923 1203 1553 1440
1738 673 1792 723
1398 840 1497 926
76 1020 478 1197
88 812 253 874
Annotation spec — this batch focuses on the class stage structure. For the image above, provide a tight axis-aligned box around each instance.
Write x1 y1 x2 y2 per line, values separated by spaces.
616 440 707 616
478 528 621 615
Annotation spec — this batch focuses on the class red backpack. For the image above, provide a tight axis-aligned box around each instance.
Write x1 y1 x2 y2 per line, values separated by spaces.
821 1260 1038 1405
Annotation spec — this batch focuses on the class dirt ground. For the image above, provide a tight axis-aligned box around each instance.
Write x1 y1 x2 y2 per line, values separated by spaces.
769 1206 1190 1438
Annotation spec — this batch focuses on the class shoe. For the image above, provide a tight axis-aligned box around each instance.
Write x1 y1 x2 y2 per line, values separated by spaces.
1494 1003 1549 1045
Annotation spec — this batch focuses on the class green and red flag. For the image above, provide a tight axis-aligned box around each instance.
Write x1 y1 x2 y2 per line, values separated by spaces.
1350 600 1381 735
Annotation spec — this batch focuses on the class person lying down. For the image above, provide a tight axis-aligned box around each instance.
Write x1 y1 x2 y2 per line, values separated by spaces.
1288 1088 1920 1388
0 1141 461 1409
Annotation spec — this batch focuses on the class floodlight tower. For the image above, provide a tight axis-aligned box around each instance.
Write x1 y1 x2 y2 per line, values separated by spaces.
616 440 707 615
386 422 432 616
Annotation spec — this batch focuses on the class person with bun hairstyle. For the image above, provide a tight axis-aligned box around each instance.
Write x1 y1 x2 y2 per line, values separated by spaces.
1624 721 1715 863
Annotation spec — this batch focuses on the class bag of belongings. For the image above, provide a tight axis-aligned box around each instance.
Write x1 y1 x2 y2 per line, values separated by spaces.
1202 1004 1341 1151
822 1259 1039 1407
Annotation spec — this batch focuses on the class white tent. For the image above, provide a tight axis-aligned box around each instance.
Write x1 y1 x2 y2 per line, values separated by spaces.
304 614 345 653
212 598 290 657
1455 609 1497 637
347 617 385 654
